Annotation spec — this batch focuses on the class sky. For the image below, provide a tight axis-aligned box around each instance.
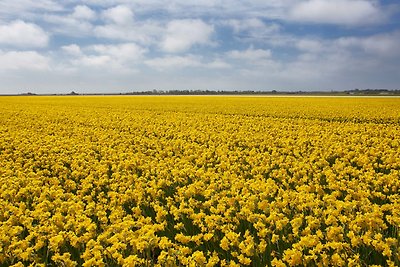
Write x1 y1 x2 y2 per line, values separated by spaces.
0 0 399 94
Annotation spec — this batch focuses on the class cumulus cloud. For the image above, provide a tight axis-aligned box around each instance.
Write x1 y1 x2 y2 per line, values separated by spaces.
0 50 49 71
94 21 162 44
161 19 214 53
145 55 203 70
44 16 93 36
223 18 281 38
71 5 96 20
226 18 266 32
289 0 386 26
1 0 399 93
43 5 96 36
228 47 272 61
128 1 294 21
64 43 147 71
75 55 111 68
73 1 393 27
94 5 162 44
337 31 400 57
0 20 49 48
295 39 324 52
61 44 82 56
102 5 134 25
90 43 147 61
207 59 231 69
219 18 290 49
145 55 230 70
0 0 63 19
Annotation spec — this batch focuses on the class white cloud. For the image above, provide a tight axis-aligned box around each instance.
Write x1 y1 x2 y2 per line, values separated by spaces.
295 39 324 52
90 43 146 61
94 22 162 45
71 5 96 20
64 43 147 71
362 34 400 57
44 14 94 36
337 31 400 57
0 20 49 48
227 18 266 33
0 0 62 11
228 47 272 61
127 0 295 21
220 18 286 47
145 55 231 71
289 0 385 26
61 44 82 56
0 50 49 71
207 59 231 69
102 5 134 25
0 0 63 19
1 0 399 93
145 55 203 70
94 5 162 44
76 55 111 68
161 19 214 53
224 18 280 37
94 20 162 44
43 6 97 37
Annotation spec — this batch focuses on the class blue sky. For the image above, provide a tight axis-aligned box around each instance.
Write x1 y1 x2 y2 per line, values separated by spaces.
0 0 399 94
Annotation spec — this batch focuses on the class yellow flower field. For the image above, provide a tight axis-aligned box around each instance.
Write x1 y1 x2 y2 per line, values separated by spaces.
0 96 399 266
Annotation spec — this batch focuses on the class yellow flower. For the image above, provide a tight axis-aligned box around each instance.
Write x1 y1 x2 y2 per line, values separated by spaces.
283 248 302 266
331 253 344 267
175 233 191 244
271 258 286 267
2 96 400 266
237 254 252 265
123 255 145 267
220 237 230 251
190 251 206 266
204 233 214 241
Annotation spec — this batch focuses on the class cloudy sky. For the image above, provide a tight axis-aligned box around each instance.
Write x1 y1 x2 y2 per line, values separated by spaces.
0 0 399 94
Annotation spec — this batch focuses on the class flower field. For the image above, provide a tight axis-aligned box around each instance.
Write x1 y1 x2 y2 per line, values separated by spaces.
0 96 399 266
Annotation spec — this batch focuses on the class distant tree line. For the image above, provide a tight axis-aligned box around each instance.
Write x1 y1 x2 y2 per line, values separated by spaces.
122 89 279 95
12 89 400 96
121 89 400 96
344 89 400 95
